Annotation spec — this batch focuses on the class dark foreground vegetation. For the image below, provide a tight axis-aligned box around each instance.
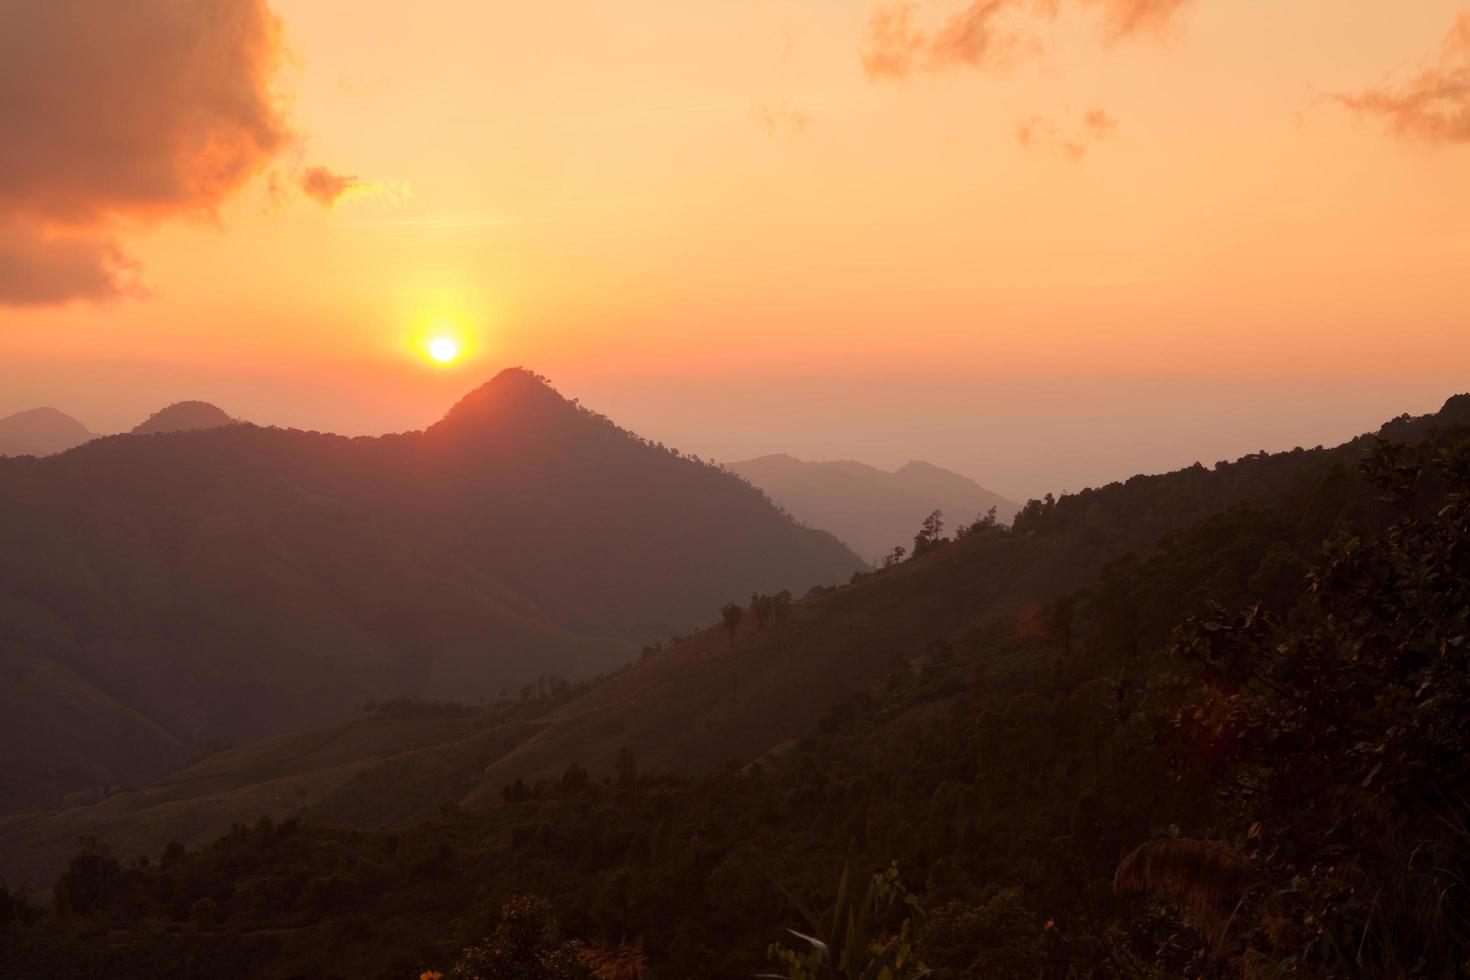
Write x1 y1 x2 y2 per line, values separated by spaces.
2 406 1467 978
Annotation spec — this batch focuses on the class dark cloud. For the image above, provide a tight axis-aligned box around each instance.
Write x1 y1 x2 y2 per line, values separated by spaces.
1335 13 1470 146
0 226 143 306
300 167 362 207
1017 108 1119 161
0 0 293 306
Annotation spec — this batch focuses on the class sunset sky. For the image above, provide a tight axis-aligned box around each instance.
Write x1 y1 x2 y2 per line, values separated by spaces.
3 0 1468 499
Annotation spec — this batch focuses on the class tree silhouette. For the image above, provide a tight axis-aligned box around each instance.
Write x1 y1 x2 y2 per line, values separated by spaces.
721 602 744 637
751 593 775 629
912 509 945 557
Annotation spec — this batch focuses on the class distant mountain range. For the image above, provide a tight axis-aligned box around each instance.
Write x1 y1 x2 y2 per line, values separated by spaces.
0 400 238 457
729 454 1019 561
0 370 862 812
0 407 95 457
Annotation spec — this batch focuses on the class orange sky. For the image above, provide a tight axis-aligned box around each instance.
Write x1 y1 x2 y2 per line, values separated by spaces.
2 0 1468 499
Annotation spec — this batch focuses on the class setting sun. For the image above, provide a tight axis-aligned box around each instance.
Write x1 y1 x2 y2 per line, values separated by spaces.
427 337 460 364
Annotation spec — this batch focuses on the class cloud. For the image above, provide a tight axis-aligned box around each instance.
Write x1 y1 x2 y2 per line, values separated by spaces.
751 102 814 136
1083 107 1119 138
0 226 144 306
1017 108 1119 161
0 0 292 306
861 4 931 80
300 166 362 207
1334 12 1470 146
929 0 1034 72
859 0 1189 81
1078 0 1191 40
861 1 1040 80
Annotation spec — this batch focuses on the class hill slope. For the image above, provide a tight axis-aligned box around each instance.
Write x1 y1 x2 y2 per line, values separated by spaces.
0 370 862 812
728 454 1019 561
0 407 95 457
130 400 237 434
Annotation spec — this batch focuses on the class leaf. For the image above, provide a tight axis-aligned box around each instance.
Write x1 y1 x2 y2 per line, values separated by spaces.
785 929 828 954
774 879 826 940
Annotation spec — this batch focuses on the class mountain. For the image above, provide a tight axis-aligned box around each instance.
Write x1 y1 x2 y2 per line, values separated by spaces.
4 395 1465 977
0 369 862 813
130 400 236 435
0 407 95 457
728 454 1020 561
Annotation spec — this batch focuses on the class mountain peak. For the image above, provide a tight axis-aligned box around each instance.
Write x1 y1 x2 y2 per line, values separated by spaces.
429 368 580 437
0 407 95 456
131 401 236 435
896 459 945 474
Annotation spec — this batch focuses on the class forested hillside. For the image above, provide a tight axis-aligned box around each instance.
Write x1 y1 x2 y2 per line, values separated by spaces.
3 397 1464 978
0 370 862 812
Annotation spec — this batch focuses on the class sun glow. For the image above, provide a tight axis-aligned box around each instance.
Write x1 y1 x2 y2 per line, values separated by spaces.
427 336 460 364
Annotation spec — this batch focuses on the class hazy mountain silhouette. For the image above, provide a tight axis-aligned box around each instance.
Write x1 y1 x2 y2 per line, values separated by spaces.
0 407 95 457
130 400 237 434
8 393 1459 891
729 454 1020 561
0 369 862 812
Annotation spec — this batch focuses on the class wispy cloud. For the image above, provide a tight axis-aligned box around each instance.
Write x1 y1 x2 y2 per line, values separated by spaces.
300 167 362 207
861 1 1042 81
1078 0 1191 41
1334 12 1470 147
1017 107 1119 161
1083 107 1120 138
751 101 814 136
298 166 404 209
859 0 1192 82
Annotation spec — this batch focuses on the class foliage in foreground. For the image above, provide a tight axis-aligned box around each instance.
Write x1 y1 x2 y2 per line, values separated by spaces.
1127 437 1470 977
763 863 927 980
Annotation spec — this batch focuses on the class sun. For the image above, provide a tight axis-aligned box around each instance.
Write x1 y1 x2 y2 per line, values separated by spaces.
427 336 460 364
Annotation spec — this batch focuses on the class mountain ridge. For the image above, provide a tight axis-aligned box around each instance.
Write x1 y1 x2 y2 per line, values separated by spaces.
729 453 1020 561
0 372 863 813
